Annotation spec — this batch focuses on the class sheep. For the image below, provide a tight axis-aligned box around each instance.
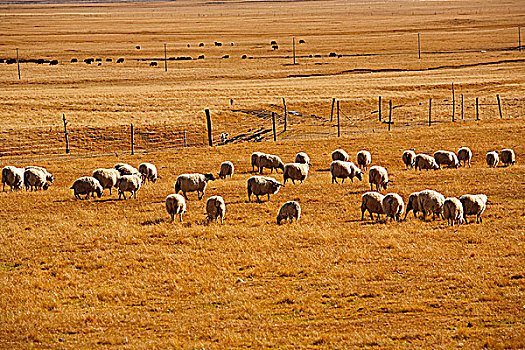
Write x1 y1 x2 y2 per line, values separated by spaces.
417 189 445 220
220 133 229 143
460 194 487 224
206 195 226 224
247 176 283 202
368 166 390 191
92 168 120 195
23 168 50 191
70 176 103 200
457 147 472 168
404 192 422 220
117 174 142 200
165 194 186 222
251 152 264 172
500 148 515 166
443 197 464 226
414 154 440 171
114 163 140 176
218 161 234 179
330 161 363 183
382 193 405 222
25 166 54 183
2 166 24 191
486 151 499 168
295 152 310 165
138 163 158 183
331 149 349 161
175 173 215 200
361 192 385 221
258 154 285 174
356 150 372 171
402 150 416 169
283 163 309 184
434 150 460 168
277 201 301 224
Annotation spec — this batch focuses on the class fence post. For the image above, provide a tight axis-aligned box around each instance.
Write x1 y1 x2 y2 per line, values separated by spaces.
461 94 464 120
519 26 521 52
16 48 21 80
337 100 340 137
428 98 432 126
378 96 382 121
330 98 335 122
62 113 70 154
452 83 455 122
130 123 134 155
272 112 277 141
475 98 479 120
417 33 421 59
164 43 167 72
183 130 187 147
293 37 296 65
388 100 392 131
282 98 287 131
497 94 503 118
205 109 213 146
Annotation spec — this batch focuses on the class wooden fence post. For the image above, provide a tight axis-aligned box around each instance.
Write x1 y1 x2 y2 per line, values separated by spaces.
378 96 382 121
293 37 296 65
130 123 134 155
16 48 21 80
282 98 287 131
330 98 335 122
272 112 277 141
418 33 421 59
452 83 455 122
164 43 167 72
475 98 479 120
205 109 213 146
62 113 70 154
183 130 187 147
337 100 340 137
461 94 464 120
519 26 521 52
497 94 503 118
388 100 392 131
428 98 432 126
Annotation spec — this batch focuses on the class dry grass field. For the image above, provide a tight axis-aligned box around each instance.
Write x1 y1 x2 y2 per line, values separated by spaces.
1 0 525 348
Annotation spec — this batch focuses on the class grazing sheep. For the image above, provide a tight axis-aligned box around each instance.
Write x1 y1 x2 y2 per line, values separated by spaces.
70 176 103 200
356 150 372 171
92 168 120 195
460 194 487 224
247 176 283 202
258 154 285 174
114 163 140 176
175 173 215 200
330 161 363 183
414 154 440 171
486 151 499 168
443 197 464 226
382 193 405 222
117 174 142 200
283 163 309 184
368 166 390 191
2 166 24 191
457 147 472 168
206 195 226 224
295 152 310 165
404 192 422 220
218 161 234 179
361 192 385 221
417 189 445 220
23 168 50 191
434 150 460 168
402 150 416 169
277 201 301 224
251 152 264 172
25 166 54 183
500 148 515 166
138 163 158 183
331 149 349 162
165 194 186 222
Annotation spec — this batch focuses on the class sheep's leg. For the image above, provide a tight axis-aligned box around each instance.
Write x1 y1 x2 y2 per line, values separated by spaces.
179 213 183 222
256 195 261 203
341 178 345 184
183 192 188 200
109 187 112 195
370 184 373 191
85 194 90 200
198 192 203 200
267 194 271 202
332 177 336 183
292 179 295 184
220 216 223 224
133 191 137 199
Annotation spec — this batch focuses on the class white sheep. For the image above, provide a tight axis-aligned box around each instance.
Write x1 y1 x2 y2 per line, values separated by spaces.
443 197 464 226
404 192 422 220
206 195 226 224
486 151 499 168
247 176 283 202
251 152 264 172
382 193 405 222
165 194 186 222
70 176 103 200
368 166 390 191
402 150 416 169
25 166 54 184
23 168 50 191
500 148 515 166
433 150 460 168
361 192 385 221
175 173 215 200
258 154 285 174
2 166 24 191
283 163 309 184
460 194 487 224
457 147 472 168
92 168 120 195
114 163 140 176
417 189 445 220
331 149 349 161
330 160 363 183
414 154 440 171
356 150 372 171
218 161 234 179
295 152 310 165
139 163 158 183
277 201 301 224
117 174 142 200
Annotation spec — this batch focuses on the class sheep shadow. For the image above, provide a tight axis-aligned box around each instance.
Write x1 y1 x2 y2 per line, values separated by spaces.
96 198 123 203
141 218 166 226
315 168 331 172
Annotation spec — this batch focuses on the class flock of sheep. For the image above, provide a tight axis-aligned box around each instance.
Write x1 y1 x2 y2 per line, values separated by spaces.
1 145 515 226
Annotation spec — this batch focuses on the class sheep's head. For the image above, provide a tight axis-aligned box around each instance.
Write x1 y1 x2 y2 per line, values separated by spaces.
276 215 283 225
43 183 50 190
356 171 363 181
270 180 284 194
47 174 54 183
96 187 103 198
204 173 216 182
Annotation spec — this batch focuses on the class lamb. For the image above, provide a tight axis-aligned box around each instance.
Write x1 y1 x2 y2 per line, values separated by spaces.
174 173 215 200
500 148 515 166
2 166 24 191
138 163 158 183
117 174 142 200
402 150 416 169
382 193 405 222
25 166 54 184
70 176 103 200
218 161 234 179
92 168 120 195
368 166 390 191
443 197 464 226
251 152 264 172
404 192 421 220
206 195 226 224
23 167 50 191
114 163 140 176
457 147 472 168
277 201 301 224
331 149 349 161
247 176 283 202
417 189 445 220
414 154 440 171
361 192 385 221
294 152 310 165
258 154 285 174
165 194 186 222
460 194 487 224
486 151 499 168
356 150 372 171
434 150 460 168
283 163 309 184
330 161 363 183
